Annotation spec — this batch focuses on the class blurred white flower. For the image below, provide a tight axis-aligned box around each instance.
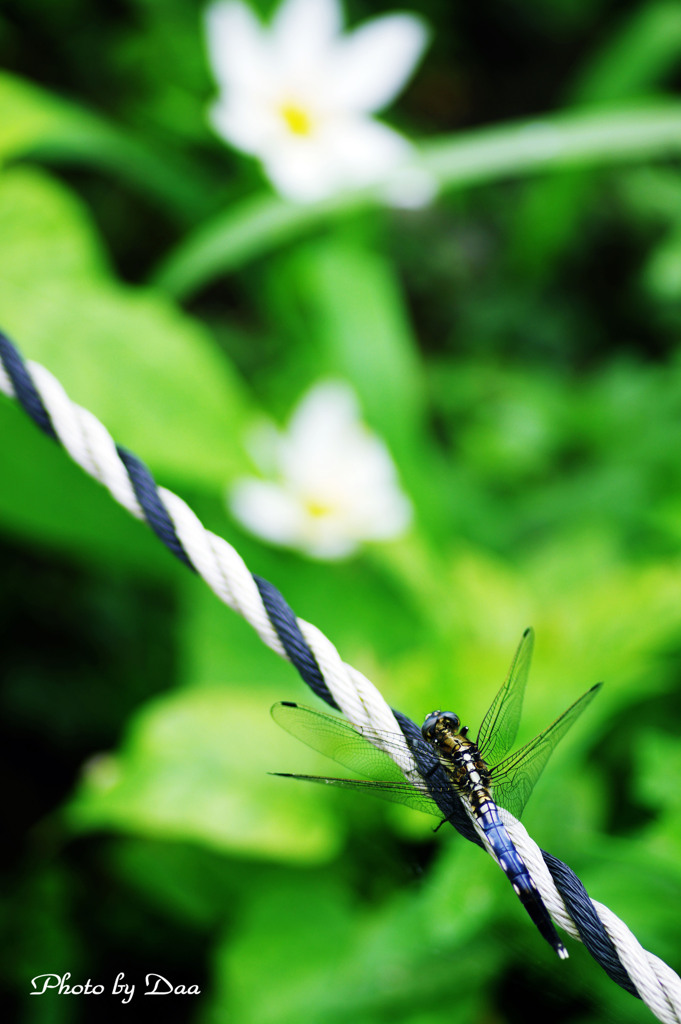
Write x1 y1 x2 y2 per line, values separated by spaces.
205 0 430 203
229 382 412 559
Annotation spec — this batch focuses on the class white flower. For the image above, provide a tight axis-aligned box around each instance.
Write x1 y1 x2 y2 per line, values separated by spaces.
205 0 430 203
229 382 412 559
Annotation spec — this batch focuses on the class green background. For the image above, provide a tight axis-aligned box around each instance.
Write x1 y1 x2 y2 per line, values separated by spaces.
2 1 681 1022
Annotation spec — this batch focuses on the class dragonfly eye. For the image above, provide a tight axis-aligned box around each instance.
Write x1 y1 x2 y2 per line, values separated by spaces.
421 710 461 741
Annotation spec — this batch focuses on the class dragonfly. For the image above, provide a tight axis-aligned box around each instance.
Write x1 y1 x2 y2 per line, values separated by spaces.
271 627 601 959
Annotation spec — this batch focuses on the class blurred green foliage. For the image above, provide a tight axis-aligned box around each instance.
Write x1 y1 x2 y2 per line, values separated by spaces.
2 2 681 1023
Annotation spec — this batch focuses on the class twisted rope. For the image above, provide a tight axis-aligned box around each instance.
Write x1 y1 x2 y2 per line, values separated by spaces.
1 329 680 1022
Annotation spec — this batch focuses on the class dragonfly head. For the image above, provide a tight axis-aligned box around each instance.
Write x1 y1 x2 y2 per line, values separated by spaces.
421 710 462 747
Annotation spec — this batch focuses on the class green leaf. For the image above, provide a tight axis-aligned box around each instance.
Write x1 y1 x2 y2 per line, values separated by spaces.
0 71 208 222
152 192 345 299
572 1 681 104
510 1 681 277
642 223 681 299
66 686 341 862
213 846 501 1024
0 167 250 490
214 876 357 1024
280 240 426 456
0 399 177 573
0 163 107 280
634 730 681 816
264 238 458 541
110 838 244 929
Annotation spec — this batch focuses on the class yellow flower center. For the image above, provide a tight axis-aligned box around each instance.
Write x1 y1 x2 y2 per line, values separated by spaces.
280 102 314 137
303 497 334 519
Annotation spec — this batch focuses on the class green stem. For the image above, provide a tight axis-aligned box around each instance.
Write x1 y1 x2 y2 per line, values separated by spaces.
152 102 681 298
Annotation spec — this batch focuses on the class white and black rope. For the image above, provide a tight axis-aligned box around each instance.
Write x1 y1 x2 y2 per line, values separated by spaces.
1 329 679 1022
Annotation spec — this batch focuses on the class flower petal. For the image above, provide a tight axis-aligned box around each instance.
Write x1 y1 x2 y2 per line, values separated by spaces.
229 478 359 559
228 380 412 559
267 0 344 99
288 380 358 440
262 137 345 202
326 117 412 184
272 0 343 53
264 117 413 201
209 97 275 154
205 0 269 91
328 14 429 112
229 479 307 545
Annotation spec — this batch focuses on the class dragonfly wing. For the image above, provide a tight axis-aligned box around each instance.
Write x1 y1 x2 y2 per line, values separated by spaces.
490 683 602 818
476 628 535 766
270 772 441 817
271 702 432 790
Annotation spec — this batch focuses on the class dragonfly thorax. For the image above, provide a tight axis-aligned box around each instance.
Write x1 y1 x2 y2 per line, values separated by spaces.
421 709 491 796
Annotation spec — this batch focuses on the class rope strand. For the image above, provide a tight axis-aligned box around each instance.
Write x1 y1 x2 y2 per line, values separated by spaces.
1 329 679 1023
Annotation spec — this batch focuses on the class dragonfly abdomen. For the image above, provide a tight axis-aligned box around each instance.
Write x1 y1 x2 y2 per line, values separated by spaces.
472 793 568 959
473 794 533 888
